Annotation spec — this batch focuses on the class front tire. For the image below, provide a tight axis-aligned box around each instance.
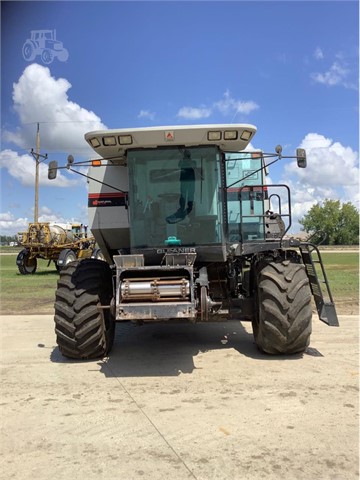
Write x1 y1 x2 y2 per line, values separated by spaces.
54 259 115 359
252 257 312 354
57 48 69 62
91 247 105 261
57 248 77 270
16 249 37 275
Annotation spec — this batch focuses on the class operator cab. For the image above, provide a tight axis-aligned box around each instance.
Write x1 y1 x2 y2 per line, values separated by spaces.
85 124 260 262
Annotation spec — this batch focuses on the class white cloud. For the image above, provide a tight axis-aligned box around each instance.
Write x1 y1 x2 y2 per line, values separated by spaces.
177 106 212 120
214 90 259 117
282 133 359 231
0 206 84 236
311 61 356 89
138 110 155 121
176 90 259 121
3 63 107 154
0 149 80 187
0 212 29 236
286 133 359 187
313 47 324 60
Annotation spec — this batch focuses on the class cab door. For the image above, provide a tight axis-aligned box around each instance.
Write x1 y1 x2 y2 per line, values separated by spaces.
225 152 266 242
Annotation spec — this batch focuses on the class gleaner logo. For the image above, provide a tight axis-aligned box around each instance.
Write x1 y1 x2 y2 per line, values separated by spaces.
156 247 196 254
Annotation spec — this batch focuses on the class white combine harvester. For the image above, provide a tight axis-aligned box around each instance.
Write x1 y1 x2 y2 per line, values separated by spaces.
48 124 338 359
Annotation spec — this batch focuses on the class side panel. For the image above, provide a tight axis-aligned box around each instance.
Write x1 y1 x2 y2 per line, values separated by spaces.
88 164 130 261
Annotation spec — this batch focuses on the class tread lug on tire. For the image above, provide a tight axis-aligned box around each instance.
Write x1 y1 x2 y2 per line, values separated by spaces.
252 258 312 355
54 259 115 359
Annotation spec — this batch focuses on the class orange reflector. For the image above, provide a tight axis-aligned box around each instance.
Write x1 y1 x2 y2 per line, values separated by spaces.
251 152 262 158
91 159 102 167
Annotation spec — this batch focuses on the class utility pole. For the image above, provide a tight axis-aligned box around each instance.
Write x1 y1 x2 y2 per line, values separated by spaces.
31 123 48 223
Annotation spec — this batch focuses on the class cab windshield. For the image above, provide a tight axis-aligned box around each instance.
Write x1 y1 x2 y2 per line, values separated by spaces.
127 146 223 248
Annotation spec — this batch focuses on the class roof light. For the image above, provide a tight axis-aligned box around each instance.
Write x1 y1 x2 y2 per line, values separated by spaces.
91 159 102 167
240 130 253 141
103 136 117 146
119 135 133 145
207 131 221 141
251 152 262 158
89 138 100 148
224 130 238 140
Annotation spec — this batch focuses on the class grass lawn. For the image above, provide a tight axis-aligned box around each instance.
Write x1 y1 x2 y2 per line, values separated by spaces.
0 251 358 315
320 252 359 315
0 254 58 314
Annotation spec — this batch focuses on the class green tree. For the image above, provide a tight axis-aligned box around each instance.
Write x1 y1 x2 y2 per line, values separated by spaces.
299 199 359 245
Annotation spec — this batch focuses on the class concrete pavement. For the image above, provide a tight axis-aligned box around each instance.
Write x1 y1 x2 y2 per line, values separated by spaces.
0 314 358 480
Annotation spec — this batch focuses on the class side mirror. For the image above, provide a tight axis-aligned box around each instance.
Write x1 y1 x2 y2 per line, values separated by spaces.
48 160 58 180
296 148 307 168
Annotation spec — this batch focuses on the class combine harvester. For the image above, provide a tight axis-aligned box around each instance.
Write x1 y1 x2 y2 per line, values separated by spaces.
48 124 338 359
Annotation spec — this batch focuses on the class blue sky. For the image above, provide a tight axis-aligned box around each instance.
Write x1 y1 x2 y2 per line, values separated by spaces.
1 0 359 236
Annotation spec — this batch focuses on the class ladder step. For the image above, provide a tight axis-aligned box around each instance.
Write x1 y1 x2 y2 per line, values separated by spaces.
319 302 339 327
300 243 339 327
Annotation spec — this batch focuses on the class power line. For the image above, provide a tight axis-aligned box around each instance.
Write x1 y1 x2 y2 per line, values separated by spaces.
22 121 106 125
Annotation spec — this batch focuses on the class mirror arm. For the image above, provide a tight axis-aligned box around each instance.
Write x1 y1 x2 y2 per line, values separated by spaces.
68 167 127 194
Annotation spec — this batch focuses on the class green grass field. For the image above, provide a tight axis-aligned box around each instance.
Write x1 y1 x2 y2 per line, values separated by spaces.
0 251 358 315
0 254 58 314
319 252 359 314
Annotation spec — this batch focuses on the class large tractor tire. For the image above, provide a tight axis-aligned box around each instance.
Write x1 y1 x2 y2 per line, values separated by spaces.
16 249 37 275
252 257 312 355
54 259 115 359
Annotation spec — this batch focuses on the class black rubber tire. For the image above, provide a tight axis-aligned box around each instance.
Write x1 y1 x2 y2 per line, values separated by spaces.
16 249 37 275
57 249 77 270
252 258 312 354
54 259 115 359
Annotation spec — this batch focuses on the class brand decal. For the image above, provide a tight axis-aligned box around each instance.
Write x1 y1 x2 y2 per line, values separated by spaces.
156 247 196 254
164 130 175 141
88 192 127 207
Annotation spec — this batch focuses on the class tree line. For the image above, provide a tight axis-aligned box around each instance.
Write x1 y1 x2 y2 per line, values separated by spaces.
0 235 18 244
299 199 359 245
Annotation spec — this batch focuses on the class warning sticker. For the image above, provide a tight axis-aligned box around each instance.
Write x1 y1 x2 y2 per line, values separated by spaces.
165 130 175 141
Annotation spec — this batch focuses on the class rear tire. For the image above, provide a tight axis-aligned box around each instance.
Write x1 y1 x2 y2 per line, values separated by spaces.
252 257 312 354
54 259 115 359
16 249 37 275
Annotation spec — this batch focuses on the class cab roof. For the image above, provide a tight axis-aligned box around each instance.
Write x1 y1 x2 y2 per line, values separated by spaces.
85 124 257 159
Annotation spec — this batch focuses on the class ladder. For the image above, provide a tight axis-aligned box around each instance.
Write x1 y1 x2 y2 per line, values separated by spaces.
299 243 339 326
